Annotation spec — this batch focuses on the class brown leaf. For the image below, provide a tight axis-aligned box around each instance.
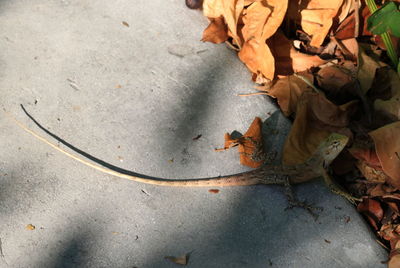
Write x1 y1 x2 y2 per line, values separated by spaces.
239 117 264 168
165 253 190 265
369 184 397 197
357 198 383 230
122 21 129 27
238 38 275 80
266 72 314 116
269 31 326 75
317 65 353 95
389 240 400 268
202 17 229 44
369 122 400 189
374 69 400 120
241 1 272 42
283 92 354 165
358 45 387 94
288 0 344 47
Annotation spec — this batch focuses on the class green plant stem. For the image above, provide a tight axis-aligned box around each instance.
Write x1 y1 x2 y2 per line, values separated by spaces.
365 0 399 68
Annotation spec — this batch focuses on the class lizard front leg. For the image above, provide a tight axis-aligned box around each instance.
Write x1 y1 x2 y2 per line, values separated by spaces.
321 170 362 205
283 176 322 219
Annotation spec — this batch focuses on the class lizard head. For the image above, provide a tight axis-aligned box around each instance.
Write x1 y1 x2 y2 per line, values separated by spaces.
318 133 349 168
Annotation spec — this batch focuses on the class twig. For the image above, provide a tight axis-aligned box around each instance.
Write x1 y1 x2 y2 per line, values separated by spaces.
353 0 360 38
237 92 268 97
293 73 321 93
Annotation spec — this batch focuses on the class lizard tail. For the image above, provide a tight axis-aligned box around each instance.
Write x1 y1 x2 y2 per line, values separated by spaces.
4 108 260 187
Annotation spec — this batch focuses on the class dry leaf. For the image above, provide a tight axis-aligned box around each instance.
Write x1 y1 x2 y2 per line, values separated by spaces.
283 92 354 165
238 38 275 80
289 0 344 47
357 198 383 230
358 45 386 94
202 17 229 44
317 65 353 94
26 224 35 230
369 122 400 189
241 1 272 42
239 117 264 168
269 31 326 75
165 253 190 265
266 72 314 116
389 240 400 268
203 0 224 18
122 21 129 27
374 69 400 120
208 189 220 193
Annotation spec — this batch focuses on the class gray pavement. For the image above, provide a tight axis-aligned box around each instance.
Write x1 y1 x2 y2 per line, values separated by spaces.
0 0 387 267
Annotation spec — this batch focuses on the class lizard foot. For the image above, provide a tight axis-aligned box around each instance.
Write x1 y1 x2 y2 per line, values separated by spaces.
285 199 323 219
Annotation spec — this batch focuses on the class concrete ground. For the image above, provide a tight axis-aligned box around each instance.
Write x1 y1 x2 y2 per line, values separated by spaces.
0 0 387 267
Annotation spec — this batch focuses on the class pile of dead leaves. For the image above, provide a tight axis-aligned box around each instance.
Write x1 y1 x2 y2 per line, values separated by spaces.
198 0 400 265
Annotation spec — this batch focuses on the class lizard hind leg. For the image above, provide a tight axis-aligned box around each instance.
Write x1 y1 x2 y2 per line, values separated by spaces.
283 176 322 219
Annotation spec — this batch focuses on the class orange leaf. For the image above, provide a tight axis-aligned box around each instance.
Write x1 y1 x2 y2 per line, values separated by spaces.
238 38 275 80
241 1 272 42
297 0 344 47
239 117 264 168
202 17 229 44
369 122 400 189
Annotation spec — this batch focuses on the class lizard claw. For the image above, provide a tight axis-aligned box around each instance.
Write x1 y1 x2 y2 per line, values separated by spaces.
285 199 323 219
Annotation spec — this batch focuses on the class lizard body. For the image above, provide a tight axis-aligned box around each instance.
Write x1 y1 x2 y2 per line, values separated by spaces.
5 106 360 204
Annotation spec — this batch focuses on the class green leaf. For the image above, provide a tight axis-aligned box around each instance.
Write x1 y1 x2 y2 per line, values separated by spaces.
367 2 400 37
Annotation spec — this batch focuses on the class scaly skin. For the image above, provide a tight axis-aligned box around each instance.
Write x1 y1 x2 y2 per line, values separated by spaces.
6 107 349 188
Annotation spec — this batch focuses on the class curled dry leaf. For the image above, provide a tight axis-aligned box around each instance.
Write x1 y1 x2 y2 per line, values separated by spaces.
266 72 314 116
349 147 388 183
220 117 264 168
238 0 288 80
316 65 353 95
239 117 264 168
357 45 387 94
288 0 344 47
239 38 275 81
283 92 354 165
268 31 327 75
202 17 229 44
374 69 400 120
357 198 383 230
369 121 400 189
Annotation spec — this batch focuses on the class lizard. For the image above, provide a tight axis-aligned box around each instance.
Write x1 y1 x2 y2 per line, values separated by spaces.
4 105 361 213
